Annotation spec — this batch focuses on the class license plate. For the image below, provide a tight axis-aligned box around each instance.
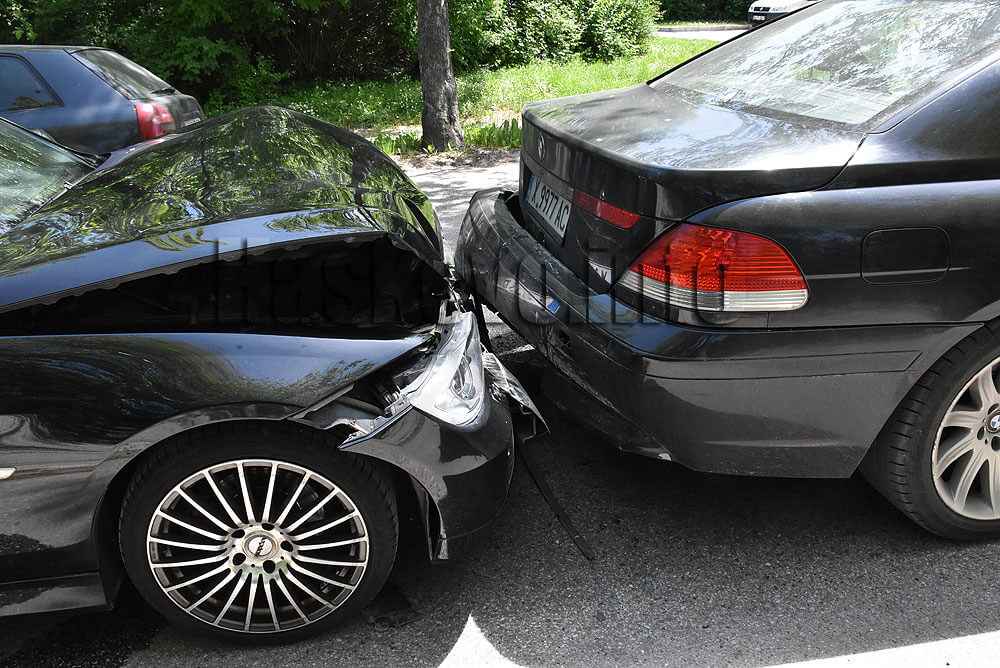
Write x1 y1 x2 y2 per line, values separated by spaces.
751 14 766 21
526 175 571 240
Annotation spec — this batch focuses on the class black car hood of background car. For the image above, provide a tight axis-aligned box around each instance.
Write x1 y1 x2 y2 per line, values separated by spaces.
0 105 445 313
523 84 866 220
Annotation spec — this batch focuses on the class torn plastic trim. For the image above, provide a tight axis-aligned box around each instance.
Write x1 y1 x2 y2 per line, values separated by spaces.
290 383 413 445
482 351 547 430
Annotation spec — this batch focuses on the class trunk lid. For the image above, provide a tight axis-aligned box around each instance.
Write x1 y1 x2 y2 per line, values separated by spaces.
145 92 205 131
519 84 865 291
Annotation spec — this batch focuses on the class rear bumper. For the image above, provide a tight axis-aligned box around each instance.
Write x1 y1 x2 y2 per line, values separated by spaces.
456 190 978 478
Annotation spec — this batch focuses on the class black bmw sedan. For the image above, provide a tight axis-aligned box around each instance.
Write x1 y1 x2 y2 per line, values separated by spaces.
0 108 537 641
457 0 1000 540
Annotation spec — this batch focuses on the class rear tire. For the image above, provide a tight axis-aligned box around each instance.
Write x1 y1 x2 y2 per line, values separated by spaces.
863 324 1000 540
119 424 397 642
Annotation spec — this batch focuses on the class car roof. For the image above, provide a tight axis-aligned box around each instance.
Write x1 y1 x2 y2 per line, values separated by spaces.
0 44 109 53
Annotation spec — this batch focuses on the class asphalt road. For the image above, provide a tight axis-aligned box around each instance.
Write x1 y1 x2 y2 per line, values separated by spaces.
4 161 1000 667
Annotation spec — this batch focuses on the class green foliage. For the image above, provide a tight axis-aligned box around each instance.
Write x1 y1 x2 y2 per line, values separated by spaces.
369 118 520 156
17 0 412 111
495 0 582 66
269 36 714 155
579 0 658 61
657 0 748 22
1 2 36 41
280 79 424 129
396 0 582 72
464 118 521 148
13 0 676 116
372 130 424 155
205 55 289 115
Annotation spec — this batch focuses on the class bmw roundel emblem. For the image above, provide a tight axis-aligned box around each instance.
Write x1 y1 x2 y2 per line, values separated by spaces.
990 414 1000 431
537 134 546 160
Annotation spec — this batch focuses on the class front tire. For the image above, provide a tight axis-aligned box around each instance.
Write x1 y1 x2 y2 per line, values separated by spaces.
863 325 1000 540
119 425 397 642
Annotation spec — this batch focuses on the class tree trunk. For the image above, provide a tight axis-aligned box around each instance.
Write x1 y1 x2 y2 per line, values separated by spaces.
417 0 463 151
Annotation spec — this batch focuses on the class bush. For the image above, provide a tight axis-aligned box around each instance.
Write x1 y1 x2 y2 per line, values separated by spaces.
579 0 658 61
20 0 416 111
399 0 581 72
205 53 288 115
14 0 662 112
499 0 581 65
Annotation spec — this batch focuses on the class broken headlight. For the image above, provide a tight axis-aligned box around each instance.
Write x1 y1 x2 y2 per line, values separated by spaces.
404 310 486 426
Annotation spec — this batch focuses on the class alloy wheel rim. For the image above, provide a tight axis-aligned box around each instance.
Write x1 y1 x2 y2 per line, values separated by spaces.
933 357 1000 521
146 459 369 633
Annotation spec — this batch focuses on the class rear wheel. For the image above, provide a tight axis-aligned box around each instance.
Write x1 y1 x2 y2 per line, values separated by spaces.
863 326 1000 539
120 426 397 642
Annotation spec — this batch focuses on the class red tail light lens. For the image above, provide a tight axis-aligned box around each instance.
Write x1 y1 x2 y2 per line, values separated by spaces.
619 223 808 312
573 190 640 229
135 103 176 141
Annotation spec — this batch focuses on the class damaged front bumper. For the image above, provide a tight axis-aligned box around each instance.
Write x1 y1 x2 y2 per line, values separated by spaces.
293 301 544 561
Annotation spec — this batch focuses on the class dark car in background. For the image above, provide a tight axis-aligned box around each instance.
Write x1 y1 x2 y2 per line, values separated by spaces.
0 45 203 153
458 0 1000 540
0 107 538 641
748 0 823 24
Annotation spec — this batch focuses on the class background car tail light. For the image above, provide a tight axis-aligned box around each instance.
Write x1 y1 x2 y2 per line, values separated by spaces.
618 223 808 312
573 190 640 229
135 103 176 141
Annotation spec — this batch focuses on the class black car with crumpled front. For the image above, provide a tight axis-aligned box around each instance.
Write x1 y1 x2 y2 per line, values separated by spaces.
0 107 538 642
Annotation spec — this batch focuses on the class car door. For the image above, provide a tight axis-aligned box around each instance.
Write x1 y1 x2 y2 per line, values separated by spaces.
0 342 112 583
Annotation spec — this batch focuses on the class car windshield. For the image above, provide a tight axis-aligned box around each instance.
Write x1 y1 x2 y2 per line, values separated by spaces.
0 121 91 228
653 0 1000 126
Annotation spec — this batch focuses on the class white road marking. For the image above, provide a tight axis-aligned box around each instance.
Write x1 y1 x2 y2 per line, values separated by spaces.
771 629 1000 667
440 615 523 668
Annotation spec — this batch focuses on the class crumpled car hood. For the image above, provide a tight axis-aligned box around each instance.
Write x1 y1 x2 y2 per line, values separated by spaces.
0 106 443 312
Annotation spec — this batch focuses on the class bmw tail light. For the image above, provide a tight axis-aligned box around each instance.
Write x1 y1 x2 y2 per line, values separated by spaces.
135 103 176 141
573 190 641 229
618 223 808 312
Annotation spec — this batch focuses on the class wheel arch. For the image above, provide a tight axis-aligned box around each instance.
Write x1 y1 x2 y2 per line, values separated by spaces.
859 316 1000 473
89 412 440 603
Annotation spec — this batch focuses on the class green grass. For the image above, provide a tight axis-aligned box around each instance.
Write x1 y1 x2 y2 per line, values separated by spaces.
276 37 717 150
370 117 522 156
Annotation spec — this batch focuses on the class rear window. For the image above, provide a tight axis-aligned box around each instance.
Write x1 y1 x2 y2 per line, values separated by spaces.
0 56 59 112
652 0 1000 127
74 49 172 99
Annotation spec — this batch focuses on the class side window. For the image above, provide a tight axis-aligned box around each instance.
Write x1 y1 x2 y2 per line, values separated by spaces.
0 56 59 112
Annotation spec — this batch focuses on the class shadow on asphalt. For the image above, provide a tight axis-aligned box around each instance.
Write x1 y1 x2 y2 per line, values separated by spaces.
0 583 164 668
4 352 1000 667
